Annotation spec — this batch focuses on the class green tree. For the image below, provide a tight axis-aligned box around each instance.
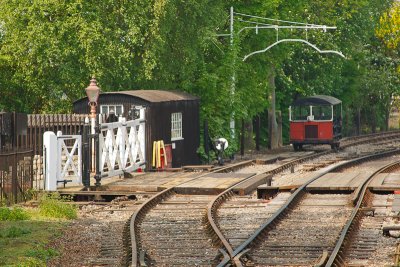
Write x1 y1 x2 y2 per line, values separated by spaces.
0 0 398 155
0 0 169 112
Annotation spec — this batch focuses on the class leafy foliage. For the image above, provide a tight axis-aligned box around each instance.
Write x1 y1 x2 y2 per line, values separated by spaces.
0 0 398 151
0 207 30 221
377 2 400 50
38 193 77 219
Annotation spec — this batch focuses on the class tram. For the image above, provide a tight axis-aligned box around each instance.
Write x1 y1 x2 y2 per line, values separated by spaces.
289 95 342 151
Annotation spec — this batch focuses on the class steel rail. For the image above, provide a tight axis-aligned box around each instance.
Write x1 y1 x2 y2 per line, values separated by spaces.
130 187 174 267
341 130 400 149
224 148 400 266
341 129 400 143
209 160 254 173
208 174 273 267
129 130 400 266
129 159 254 267
208 131 400 266
325 159 400 266
129 154 322 266
206 152 336 266
208 148 339 266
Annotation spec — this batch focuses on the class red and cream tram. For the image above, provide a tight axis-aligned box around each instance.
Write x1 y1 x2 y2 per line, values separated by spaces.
289 95 342 151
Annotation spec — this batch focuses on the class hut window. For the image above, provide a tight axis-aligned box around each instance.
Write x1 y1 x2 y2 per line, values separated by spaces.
100 105 124 116
171 112 183 140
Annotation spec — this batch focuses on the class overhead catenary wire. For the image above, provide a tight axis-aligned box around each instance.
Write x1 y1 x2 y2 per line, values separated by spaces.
234 11 321 27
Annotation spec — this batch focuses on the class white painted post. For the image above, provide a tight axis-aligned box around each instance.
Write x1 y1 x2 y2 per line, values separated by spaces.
139 108 145 120
118 122 126 169
43 131 58 191
139 110 146 170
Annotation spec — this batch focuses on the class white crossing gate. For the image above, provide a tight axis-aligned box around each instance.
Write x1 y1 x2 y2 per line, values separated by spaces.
43 131 82 191
99 109 146 178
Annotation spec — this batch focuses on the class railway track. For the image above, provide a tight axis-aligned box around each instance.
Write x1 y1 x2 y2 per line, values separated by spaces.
325 160 400 266
344 194 390 266
77 197 142 266
221 150 400 266
216 192 291 250
129 164 254 267
128 130 400 267
245 193 353 266
138 193 219 266
207 134 400 264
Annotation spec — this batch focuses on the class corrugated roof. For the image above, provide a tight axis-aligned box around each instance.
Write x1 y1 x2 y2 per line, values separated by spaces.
292 95 341 106
101 90 199 102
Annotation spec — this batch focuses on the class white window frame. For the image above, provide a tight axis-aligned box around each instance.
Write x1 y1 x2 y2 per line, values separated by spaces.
100 105 124 116
171 112 183 141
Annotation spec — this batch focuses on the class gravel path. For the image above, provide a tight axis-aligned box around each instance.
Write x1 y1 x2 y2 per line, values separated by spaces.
47 198 141 267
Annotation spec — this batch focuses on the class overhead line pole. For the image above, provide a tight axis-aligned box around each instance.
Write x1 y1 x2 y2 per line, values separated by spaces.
218 7 344 141
229 6 235 138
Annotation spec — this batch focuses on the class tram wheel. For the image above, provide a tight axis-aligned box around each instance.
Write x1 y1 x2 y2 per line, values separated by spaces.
293 144 302 151
331 143 339 152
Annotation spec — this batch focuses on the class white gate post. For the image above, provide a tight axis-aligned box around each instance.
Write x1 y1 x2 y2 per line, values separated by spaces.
43 131 58 191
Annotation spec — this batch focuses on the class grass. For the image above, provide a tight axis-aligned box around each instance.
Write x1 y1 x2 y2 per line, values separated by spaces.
0 193 78 266
38 193 77 219
0 207 30 221
0 220 66 266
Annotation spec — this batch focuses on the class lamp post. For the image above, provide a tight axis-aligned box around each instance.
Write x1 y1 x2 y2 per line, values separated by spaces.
85 77 100 119
84 77 102 187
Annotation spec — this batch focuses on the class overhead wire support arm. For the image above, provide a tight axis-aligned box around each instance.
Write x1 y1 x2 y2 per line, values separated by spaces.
230 9 345 61
243 39 346 61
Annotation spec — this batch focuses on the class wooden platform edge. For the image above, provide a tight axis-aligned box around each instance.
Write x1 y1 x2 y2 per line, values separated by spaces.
233 173 273 196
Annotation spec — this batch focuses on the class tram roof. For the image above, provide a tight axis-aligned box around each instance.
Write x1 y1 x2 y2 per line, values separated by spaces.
292 95 341 106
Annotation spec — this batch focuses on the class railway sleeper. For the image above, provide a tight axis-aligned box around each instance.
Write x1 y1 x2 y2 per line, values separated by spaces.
383 226 400 237
246 256 321 265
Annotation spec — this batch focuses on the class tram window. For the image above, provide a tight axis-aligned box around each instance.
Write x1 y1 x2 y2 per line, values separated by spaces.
291 106 310 121
333 104 342 121
312 105 332 120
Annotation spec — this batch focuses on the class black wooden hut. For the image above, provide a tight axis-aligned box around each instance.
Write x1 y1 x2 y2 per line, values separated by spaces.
73 90 200 169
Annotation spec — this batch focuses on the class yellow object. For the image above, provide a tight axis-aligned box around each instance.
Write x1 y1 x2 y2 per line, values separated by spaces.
160 140 167 166
152 141 156 167
152 140 168 169
156 141 161 168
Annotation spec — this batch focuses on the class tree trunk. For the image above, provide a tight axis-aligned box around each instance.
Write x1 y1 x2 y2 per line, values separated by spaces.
385 97 391 131
240 119 245 156
385 109 390 131
268 66 281 149
277 111 283 147
356 108 361 136
253 115 260 151
371 107 377 133
244 120 255 150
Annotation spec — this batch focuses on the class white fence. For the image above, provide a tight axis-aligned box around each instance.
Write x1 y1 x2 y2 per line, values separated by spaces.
99 109 146 178
43 131 82 191
43 109 146 190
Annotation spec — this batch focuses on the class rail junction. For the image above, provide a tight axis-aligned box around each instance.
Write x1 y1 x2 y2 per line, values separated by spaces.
57 130 400 266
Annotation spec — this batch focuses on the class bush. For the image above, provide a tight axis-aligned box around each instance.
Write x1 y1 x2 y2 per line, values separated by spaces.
0 207 30 221
38 193 77 219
